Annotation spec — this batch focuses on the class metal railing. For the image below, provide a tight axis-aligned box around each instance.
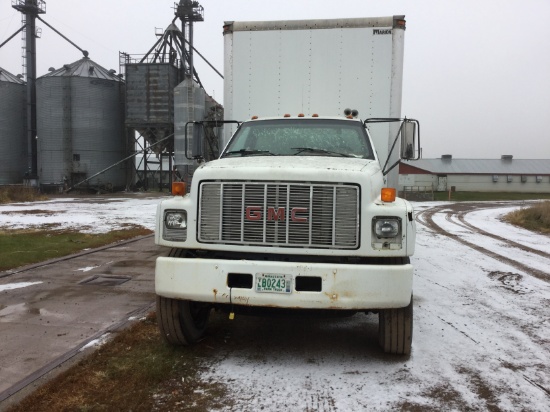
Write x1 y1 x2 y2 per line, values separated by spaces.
400 185 434 201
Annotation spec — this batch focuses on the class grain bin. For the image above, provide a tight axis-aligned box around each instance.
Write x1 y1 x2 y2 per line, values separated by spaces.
0 67 27 184
36 57 127 190
125 62 179 151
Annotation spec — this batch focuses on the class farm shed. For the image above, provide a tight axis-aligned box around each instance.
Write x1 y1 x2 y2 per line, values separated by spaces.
399 155 550 193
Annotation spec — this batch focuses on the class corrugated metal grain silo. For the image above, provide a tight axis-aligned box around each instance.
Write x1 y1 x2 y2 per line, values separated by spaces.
0 67 27 184
125 59 179 155
126 63 179 127
36 57 127 190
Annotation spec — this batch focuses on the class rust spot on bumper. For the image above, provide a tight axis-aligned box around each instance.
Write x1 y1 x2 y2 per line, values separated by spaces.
325 292 339 301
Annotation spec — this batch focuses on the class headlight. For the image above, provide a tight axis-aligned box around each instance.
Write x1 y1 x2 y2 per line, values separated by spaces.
374 219 400 238
165 211 187 229
372 216 402 250
163 210 187 242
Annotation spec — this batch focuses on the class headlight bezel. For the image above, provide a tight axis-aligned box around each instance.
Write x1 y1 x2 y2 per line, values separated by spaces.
163 209 187 241
372 216 402 250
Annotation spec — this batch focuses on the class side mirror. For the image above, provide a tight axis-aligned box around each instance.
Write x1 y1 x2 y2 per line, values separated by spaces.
364 117 421 177
184 120 241 162
184 122 205 161
400 120 417 160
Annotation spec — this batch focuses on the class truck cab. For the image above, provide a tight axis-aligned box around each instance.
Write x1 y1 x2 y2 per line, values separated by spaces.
155 114 417 354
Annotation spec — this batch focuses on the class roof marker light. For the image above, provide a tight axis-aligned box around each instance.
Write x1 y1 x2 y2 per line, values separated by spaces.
312 114 319 117
298 113 305 117
251 115 258 120
284 114 291 117
344 108 359 118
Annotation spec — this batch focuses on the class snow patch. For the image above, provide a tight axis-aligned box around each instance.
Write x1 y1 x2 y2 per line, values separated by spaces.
80 333 111 351
75 266 98 272
0 281 42 292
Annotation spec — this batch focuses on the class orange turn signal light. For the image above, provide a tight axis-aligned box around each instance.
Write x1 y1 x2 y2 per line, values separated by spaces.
381 188 396 202
172 182 186 196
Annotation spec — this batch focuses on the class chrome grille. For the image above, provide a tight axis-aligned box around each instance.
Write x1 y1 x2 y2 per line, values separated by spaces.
199 182 359 249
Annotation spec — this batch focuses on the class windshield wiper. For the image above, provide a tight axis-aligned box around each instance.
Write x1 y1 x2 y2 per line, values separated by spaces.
223 149 276 157
291 147 354 157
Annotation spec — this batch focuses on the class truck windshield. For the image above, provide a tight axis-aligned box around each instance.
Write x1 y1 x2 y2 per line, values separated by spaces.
222 119 375 159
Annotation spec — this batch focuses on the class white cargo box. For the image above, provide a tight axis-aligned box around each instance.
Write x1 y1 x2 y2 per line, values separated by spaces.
223 16 406 170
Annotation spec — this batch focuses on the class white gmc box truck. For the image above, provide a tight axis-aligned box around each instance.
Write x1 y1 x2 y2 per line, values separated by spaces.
154 16 420 354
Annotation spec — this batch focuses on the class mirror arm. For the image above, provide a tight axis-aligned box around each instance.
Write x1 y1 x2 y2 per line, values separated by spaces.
365 117 422 168
380 122 404 175
382 159 401 176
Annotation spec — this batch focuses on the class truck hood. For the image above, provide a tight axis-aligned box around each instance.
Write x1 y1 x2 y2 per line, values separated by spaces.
194 156 381 183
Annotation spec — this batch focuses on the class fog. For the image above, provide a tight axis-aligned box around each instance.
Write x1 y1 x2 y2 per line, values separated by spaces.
1 0 549 159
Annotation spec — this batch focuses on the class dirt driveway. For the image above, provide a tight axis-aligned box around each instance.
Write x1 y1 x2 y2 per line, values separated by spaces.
1 200 549 411
186 201 550 411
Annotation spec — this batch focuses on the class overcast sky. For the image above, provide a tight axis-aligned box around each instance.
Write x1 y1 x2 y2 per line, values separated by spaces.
1 0 549 159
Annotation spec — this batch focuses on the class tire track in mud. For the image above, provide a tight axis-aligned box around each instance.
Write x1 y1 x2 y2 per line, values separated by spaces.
416 203 550 283
456 211 550 260
414 203 550 404
415 279 550 402
522 374 550 397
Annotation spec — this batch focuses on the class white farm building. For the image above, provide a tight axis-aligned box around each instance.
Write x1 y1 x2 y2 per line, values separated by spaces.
399 155 550 194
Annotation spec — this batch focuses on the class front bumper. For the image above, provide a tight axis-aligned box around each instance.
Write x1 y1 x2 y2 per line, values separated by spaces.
155 257 413 310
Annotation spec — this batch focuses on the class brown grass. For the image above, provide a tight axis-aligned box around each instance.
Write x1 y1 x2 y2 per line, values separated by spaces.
0 186 48 204
504 201 550 234
6 312 230 412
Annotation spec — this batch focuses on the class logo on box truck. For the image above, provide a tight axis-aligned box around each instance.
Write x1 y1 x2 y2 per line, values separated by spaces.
373 29 392 35
245 206 308 222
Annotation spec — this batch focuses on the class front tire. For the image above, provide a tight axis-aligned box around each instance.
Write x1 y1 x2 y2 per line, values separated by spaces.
157 296 211 345
378 296 413 355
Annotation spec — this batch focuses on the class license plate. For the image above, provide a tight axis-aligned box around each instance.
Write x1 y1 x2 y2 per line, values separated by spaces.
255 273 292 294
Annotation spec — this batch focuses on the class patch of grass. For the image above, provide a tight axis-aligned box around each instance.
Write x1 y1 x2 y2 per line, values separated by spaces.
433 192 550 202
0 186 48 204
6 312 229 412
504 201 550 234
0 226 152 272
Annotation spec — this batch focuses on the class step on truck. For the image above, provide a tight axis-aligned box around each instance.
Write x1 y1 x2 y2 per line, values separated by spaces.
154 15 420 354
